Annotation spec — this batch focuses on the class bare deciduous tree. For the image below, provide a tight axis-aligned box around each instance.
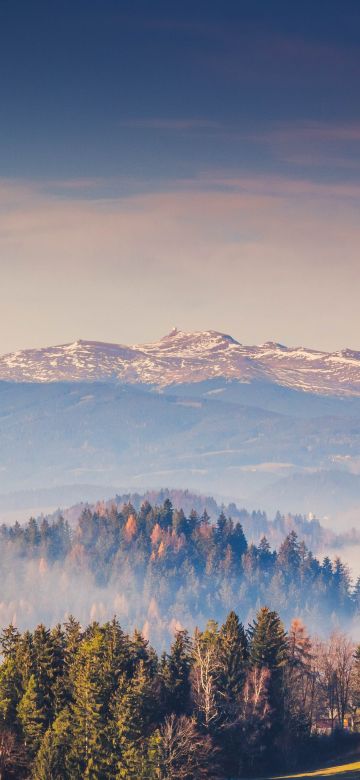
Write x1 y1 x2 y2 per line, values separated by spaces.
0 728 27 779
158 714 218 779
192 628 220 730
313 632 355 730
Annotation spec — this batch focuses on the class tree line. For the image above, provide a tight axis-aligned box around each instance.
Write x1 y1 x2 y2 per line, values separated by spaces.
0 609 359 778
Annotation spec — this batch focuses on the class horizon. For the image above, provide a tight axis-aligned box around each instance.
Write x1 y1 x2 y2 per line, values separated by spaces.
0 326 359 357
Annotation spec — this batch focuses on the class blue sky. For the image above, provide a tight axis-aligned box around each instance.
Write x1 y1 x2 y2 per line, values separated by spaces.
0 0 360 351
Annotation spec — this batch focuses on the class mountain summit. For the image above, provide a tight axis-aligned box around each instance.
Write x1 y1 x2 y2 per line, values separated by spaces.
0 330 359 396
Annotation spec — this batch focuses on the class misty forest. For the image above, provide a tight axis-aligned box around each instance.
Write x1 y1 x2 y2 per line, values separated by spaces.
0 499 359 777
0 498 358 645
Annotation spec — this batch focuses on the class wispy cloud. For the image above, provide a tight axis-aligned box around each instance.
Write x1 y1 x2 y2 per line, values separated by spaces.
255 121 360 144
0 172 359 353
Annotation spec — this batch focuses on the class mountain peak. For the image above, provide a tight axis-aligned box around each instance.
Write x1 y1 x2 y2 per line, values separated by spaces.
158 328 240 347
0 331 359 396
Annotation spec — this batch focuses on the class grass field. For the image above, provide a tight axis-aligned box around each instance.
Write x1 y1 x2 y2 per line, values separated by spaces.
273 759 360 778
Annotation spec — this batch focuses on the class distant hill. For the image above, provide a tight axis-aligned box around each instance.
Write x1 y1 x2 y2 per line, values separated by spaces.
45 487 358 555
0 330 360 525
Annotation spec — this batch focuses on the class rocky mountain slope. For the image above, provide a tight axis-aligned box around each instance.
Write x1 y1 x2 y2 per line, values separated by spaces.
1 329 360 396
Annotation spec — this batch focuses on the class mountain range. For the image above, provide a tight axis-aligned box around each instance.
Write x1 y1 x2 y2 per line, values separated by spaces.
0 329 360 527
1 328 360 395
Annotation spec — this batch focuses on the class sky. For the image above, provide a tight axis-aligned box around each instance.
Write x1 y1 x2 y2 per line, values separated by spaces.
1 0 360 353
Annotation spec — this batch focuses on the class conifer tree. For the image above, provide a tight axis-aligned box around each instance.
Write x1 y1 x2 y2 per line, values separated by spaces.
33 707 73 780
32 727 64 780
219 611 248 704
113 660 158 779
16 630 34 690
161 630 192 715
249 607 288 673
215 612 249 775
0 625 20 661
63 615 82 698
33 624 56 725
69 633 108 778
49 624 66 715
0 658 22 729
248 606 288 747
17 674 46 758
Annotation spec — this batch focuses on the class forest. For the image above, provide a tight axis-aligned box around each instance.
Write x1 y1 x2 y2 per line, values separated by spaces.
0 499 358 642
0 609 359 778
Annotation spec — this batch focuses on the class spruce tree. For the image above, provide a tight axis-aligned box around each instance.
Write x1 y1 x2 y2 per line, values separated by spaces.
217 612 249 776
33 624 57 725
63 615 82 699
0 658 22 730
17 674 46 758
33 707 73 780
249 607 288 673
248 606 288 749
219 611 248 705
32 727 64 780
113 660 157 779
0 624 20 661
50 624 66 715
161 630 192 715
16 630 34 691
69 633 108 778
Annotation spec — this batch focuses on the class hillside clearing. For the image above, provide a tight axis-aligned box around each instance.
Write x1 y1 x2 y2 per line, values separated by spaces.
273 758 360 778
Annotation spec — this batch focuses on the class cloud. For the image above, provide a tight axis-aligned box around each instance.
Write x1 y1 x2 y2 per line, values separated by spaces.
0 173 359 353
254 121 360 144
218 120 360 173
196 172 360 199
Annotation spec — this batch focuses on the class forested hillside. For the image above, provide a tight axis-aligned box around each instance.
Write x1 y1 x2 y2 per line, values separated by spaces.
0 499 358 641
0 610 359 778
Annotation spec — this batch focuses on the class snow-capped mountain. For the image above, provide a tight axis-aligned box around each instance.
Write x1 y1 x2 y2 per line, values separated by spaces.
1 328 360 396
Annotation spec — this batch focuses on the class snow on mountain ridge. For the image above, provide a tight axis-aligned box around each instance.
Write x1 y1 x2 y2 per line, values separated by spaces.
0 329 359 396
